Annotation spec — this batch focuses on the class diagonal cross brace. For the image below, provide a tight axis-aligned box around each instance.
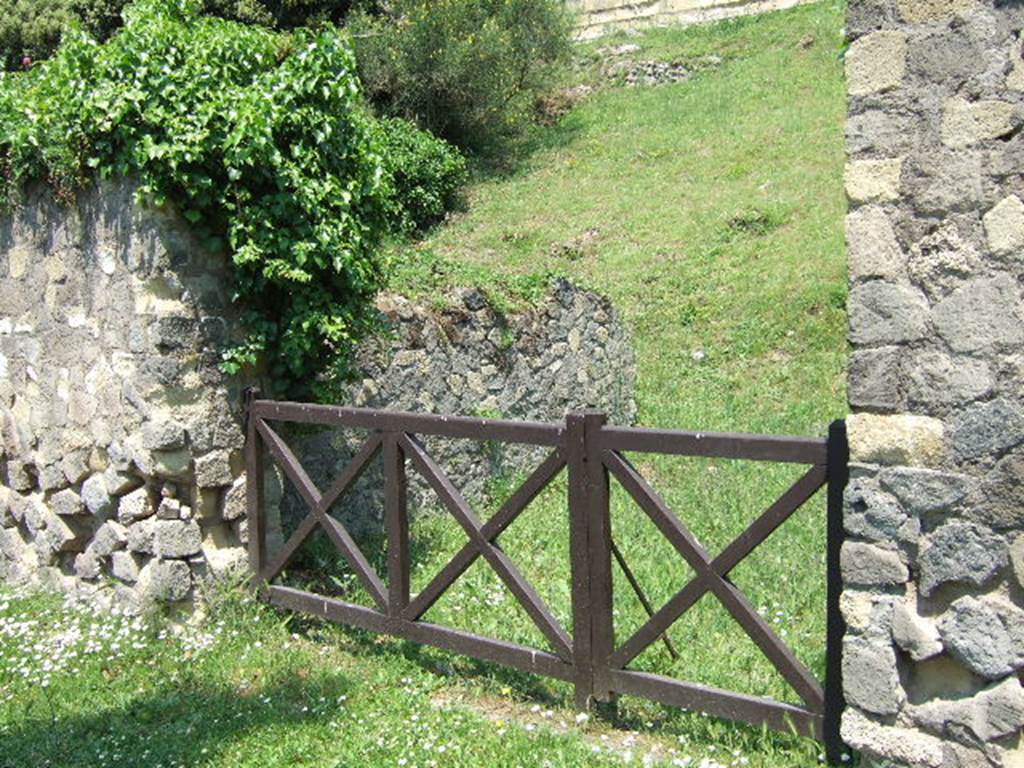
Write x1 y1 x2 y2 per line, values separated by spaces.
603 450 826 712
256 420 388 612
400 434 574 662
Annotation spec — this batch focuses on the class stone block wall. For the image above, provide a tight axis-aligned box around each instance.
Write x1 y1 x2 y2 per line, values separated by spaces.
0 180 636 611
843 1 1024 765
571 0 813 40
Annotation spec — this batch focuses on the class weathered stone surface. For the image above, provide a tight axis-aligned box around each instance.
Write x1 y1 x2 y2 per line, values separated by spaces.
842 589 898 638
933 275 1024 354
841 708 945 768
941 98 1020 149
847 31 907 97
844 635 906 715
977 450 1024 529
156 498 181 520
126 518 156 555
849 347 903 411
49 488 85 517
846 158 903 203
892 601 943 661
848 207 906 282
222 477 246 521
879 466 972 517
984 195 1024 260
138 558 191 603
1011 535 1024 591
842 540 910 586
195 450 233 488
110 550 141 583
117 486 153 524
919 522 1006 596
140 419 186 451
845 477 918 544
907 223 981 298
148 449 192 479
939 597 1024 680
73 550 102 580
90 520 128 557
950 399 1024 462
848 281 929 346
848 413 946 467
905 351 994 409
896 0 977 23
102 466 141 497
910 676 1024 743
153 519 202 559
81 473 113 518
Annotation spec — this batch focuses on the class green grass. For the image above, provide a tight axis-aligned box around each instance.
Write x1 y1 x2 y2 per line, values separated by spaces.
1 3 848 766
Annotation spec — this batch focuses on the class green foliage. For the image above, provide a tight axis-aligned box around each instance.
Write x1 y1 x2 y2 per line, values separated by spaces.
378 117 467 233
0 0 391 396
349 0 574 154
0 0 352 71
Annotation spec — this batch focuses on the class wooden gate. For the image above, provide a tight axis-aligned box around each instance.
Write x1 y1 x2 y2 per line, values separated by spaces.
244 394 848 761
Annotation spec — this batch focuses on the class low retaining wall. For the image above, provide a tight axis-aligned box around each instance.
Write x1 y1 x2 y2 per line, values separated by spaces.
570 0 815 40
0 180 636 611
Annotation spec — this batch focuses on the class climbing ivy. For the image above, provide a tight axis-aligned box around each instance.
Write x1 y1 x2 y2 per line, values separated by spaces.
0 0 395 398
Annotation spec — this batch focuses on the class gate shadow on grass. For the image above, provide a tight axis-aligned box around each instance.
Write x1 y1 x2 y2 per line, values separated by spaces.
0 674 353 768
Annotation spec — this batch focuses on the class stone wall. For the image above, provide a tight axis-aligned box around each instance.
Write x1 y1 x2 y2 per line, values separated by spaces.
289 282 636 535
843 1 1024 765
570 0 814 40
0 180 636 611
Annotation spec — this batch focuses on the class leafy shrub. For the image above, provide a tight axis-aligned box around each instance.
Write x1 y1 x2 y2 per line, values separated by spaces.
379 117 467 232
0 0 352 70
349 0 574 154
0 0 390 396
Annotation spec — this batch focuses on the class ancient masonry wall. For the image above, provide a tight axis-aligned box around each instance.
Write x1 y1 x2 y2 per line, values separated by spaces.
843 1 1024 765
0 180 636 611
570 0 814 40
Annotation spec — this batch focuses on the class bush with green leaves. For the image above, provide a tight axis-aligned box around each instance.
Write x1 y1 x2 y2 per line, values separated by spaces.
350 0 574 154
379 117 467 233
0 0 353 71
0 0 392 397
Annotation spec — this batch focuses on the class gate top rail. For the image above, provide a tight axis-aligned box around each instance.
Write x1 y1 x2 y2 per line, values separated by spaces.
251 399 827 464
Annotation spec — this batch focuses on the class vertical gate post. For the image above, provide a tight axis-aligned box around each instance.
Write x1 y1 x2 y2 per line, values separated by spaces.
584 411 615 705
385 433 410 615
567 410 615 712
567 412 594 710
824 419 849 764
244 387 267 581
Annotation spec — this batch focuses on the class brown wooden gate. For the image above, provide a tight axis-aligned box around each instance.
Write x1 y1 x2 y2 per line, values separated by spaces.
244 394 848 762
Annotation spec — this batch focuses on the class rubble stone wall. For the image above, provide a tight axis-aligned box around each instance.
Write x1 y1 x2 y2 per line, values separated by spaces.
843 1 1024 765
0 180 636 611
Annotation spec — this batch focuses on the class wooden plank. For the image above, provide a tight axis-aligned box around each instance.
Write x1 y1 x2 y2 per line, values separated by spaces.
401 434 572 661
566 413 594 710
598 426 827 464
610 464 827 668
583 411 615 701
402 450 565 622
608 669 822 740
246 412 267 579
252 400 564 446
824 420 850 764
264 585 574 682
385 434 410 615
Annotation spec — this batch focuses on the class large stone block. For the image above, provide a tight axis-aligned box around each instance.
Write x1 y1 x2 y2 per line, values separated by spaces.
848 281 929 345
841 708 944 768
848 413 945 467
138 558 191 603
896 0 977 22
81 473 113 518
195 450 233 489
939 597 1024 680
909 676 1024 743
918 521 1006 596
907 223 980 298
933 274 1024 354
905 351 994 410
977 450 1024 529
842 540 910 586
846 158 904 203
844 636 906 715
984 195 1024 260
153 519 202 559
892 601 943 661
848 207 906 282
950 399 1024 463
849 347 903 411
878 466 971 517
90 520 128 557
941 98 1020 149
117 486 154 524
847 31 907 97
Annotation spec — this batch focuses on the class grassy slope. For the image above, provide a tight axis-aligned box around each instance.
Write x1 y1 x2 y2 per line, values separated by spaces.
0 4 848 767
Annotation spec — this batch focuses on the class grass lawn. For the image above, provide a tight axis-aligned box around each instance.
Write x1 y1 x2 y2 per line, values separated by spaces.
0 2 849 766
